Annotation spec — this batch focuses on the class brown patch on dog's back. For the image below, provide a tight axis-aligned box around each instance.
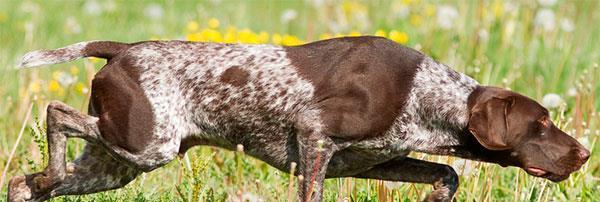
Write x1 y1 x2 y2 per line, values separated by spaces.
220 66 249 87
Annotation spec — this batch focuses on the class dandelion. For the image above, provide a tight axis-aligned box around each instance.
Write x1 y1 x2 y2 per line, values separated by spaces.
208 18 220 29
389 30 408 44
83 0 103 16
425 4 436 17
69 66 79 75
560 18 575 32
48 80 62 92
75 82 89 94
186 21 199 32
541 93 562 109
28 80 41 93
410 14 422 26
272 33 283 44
319 33 333 40
538 0 558 7
436 5 459 30
280 9 298 23
534 9 556 31
374 30 386 37
348 30 361 37
201 28 222 42
144 3 164 20
257 31 269 43
577 136 590 147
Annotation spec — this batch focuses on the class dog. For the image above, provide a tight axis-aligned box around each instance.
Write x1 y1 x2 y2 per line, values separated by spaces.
9 36 590 202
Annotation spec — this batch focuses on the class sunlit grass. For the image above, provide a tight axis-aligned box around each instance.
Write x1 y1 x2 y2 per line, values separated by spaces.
0 0 598 201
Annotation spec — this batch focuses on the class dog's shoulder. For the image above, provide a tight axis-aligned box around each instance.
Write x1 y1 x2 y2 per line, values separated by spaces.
285 36 426 139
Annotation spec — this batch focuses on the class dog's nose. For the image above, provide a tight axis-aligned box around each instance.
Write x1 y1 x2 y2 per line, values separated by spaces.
575 148 590 162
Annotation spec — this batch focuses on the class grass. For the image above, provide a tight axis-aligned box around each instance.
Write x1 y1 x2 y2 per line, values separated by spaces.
0 0 598 201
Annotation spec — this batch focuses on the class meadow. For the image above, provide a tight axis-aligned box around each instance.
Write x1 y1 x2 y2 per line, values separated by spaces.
0 0 598 201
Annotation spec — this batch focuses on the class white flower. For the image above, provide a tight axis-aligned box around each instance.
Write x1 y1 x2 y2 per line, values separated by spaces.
478 29 489 41
534 9 556 31
57 72 77 86
144 3 164 20
541 93 562 109
452 159 475 176
538 0 558 7
560 18 575 32
577 136 590 148
280 9 298 23
392 2 410 19
65 16 82 34
83 0 103 16
437 5 459 30
567 87 578 97
383 181 403 189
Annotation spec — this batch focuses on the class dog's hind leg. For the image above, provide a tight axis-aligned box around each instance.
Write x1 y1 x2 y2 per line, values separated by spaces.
8 144 140 202
353 157 459 202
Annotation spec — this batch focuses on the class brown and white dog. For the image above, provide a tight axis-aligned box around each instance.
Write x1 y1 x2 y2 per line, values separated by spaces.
9 36 590 201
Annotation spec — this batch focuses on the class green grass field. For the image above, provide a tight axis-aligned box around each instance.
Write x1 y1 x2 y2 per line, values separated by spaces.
0 0 598 201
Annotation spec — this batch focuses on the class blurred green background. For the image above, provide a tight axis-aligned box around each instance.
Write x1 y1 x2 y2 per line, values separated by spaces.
0 0 598 201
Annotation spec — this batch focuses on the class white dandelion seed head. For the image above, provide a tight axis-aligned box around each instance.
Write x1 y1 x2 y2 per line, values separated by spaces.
452 160 475 176
560 18 575 32
144 3 164 20
535 9 556 31
567 87 578 97
478 29 489 41
383 181 403 189
437 5 459 30
83 0 103 16
65 16 82 34
577 136 590 148
280 9 298 24
541 93 562 109
57 72 77 86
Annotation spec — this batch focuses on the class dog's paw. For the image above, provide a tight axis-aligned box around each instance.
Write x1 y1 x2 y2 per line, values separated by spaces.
8 176 33 202
425 187 452 202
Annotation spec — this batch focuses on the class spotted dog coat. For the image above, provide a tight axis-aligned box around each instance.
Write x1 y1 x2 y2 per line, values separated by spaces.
9 36 590 202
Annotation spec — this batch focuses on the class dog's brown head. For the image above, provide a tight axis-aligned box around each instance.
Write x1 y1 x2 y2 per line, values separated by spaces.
467 86 590 182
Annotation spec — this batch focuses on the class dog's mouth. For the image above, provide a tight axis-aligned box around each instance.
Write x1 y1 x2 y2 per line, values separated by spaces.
525 167 569 182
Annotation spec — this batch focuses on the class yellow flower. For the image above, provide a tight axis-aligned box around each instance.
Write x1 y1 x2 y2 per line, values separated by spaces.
75 82 89 94
374 30 386 37
257 31 269 43
70 66 79 75
48 80 62 92
89 57 102 63
492 0 504 18
348 31 361 37
238 29 258 43
401 0 413 5
389 30 408 44
186 32 204 42
319 33 333 40
186 20 199 32
29 80 41 93
201 28 222 42
281 34 303 46
224 26 237 43
410 15 422 26
208 18 220 29
272 33 283 44
425 4 436 17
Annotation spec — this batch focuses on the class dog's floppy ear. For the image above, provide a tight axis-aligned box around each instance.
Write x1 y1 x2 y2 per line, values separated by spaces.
468 96 514 150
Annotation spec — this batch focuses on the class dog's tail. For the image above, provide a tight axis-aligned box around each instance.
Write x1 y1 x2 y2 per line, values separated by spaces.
18 41 131 68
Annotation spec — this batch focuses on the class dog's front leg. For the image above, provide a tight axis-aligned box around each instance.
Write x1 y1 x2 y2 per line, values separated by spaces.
296 111 337 202
353 157 459 202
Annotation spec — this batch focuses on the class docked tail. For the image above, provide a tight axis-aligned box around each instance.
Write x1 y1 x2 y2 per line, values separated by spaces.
19 41 131 68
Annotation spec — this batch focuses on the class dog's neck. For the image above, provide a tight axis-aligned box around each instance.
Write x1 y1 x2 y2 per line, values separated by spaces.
395 57 479 153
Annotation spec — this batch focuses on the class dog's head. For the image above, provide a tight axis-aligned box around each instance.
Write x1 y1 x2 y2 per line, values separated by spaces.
467 86 590 182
